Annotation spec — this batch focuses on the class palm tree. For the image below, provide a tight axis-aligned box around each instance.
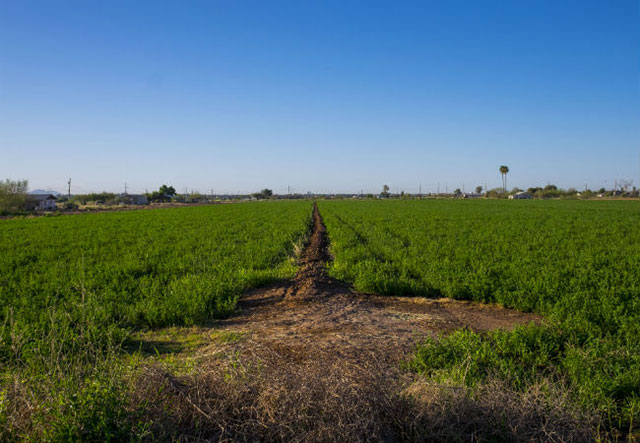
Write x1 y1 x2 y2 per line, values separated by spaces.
499 165 509 194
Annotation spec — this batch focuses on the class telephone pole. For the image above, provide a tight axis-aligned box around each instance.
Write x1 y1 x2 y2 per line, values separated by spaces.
67 178 71 200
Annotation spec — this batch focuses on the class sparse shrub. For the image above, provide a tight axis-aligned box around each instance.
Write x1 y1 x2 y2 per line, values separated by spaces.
63 201 79 210
0 179 29 214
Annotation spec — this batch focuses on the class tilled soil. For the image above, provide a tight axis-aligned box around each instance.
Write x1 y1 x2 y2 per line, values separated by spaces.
134 204 595 442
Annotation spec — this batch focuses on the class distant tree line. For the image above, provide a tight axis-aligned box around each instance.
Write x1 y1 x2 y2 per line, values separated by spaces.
70 192 117 204
482 184 639 199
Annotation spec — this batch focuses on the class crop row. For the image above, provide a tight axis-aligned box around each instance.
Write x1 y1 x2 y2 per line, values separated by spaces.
319 199 640 434
0 201 312 365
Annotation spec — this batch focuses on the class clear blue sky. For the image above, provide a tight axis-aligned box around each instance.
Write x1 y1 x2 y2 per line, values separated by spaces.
1 0 638 194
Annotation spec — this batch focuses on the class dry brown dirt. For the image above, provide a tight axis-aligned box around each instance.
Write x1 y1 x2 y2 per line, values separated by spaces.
133 204 596 441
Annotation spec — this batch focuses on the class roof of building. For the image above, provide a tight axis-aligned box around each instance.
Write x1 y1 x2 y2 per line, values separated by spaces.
32 194 57 200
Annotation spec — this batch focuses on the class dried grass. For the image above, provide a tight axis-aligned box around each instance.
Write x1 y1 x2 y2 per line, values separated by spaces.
130 338 598 442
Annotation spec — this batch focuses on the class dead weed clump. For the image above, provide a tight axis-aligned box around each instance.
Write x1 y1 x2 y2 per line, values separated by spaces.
130 340 401 442
401 379 599 442
129 340 599 442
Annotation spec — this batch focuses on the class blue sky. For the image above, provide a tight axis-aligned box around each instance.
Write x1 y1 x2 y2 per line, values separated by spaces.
1 0 638 194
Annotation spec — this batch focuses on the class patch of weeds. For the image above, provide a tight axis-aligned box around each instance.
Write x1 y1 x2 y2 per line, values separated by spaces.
126 327 209 357
210 330 246 343
408 323 640 439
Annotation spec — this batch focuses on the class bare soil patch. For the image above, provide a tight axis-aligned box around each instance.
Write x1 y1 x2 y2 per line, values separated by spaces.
133 204 595 441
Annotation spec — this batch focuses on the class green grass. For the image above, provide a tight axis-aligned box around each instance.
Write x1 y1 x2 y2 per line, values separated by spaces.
0 201 312 440
319 199 640 437
1 201 311 356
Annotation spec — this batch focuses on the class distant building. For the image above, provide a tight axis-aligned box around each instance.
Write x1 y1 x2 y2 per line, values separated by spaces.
509 191 532 200
30 194 57 210
117 194 148 205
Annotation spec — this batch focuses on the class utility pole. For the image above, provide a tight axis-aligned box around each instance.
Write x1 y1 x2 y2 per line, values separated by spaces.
67 178 71 200
124 182 128 195
419 184 422 198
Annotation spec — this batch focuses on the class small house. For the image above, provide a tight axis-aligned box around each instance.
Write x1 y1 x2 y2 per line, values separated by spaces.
509 191 532 200
117 194 148 205
32 194 58 210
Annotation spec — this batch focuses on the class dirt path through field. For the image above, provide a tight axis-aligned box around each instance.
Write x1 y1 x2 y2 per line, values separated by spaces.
224 203 537 353
138 203 546 441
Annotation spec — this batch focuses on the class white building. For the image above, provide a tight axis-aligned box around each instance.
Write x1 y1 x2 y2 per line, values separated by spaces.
509 191 532 200
32 194 58 210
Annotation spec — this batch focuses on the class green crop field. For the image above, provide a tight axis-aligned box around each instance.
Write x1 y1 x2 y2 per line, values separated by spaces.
1 201 311 357
319 199 640 435
0 201 312 440
2 199 639 440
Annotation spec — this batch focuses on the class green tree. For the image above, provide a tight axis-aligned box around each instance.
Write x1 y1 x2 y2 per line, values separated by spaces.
475 185 483 194
527 187 542 195
0 179 29 213
148 185 177 202
252 189 273 200
159 185 176 197
380 185 390 198
499 165 509 194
